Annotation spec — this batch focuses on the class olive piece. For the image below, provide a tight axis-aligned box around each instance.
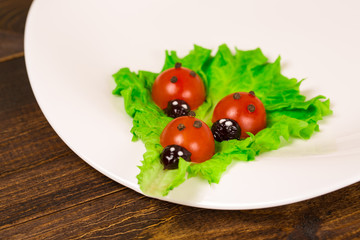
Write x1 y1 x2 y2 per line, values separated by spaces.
164 99 191 118
211 118 241 142
160 145 192 170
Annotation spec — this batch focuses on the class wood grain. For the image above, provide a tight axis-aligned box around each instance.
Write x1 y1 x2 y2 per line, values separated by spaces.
0 0 32 62
0 0 32 33
0 30 23 62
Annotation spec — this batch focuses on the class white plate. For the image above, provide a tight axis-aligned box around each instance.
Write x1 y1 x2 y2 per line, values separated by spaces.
25 0 360 209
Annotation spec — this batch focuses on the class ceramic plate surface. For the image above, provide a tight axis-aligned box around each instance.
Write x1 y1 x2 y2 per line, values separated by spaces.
25 0 360 209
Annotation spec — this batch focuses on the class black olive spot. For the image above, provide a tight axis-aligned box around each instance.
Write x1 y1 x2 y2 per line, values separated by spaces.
188 111 196 117
233 92 241 100
175 62 182 69
248 104 256 112
193 120 202 128
249 91 255 96
170 76 178 83
177 123 185 131
190 71 196 77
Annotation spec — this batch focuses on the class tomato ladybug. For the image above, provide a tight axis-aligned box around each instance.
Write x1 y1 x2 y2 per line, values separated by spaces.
160 115 215 166
152 63 206 118
212 91 266 140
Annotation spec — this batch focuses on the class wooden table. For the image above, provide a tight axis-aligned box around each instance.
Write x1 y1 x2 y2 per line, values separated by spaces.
1 1 360 239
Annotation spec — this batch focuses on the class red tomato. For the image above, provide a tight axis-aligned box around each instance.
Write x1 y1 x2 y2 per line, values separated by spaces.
160 116 215 163
212 92 266 139
151 64 206 110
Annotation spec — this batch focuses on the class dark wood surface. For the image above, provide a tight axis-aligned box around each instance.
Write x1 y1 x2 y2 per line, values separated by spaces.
1 1 360 239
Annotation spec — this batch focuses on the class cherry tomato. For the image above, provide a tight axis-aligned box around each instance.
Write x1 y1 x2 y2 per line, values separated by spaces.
212 92 266 139
151 63 206 110
160 116 215 163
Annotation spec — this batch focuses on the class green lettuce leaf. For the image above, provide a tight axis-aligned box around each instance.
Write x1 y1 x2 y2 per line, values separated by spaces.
112 44 332 196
